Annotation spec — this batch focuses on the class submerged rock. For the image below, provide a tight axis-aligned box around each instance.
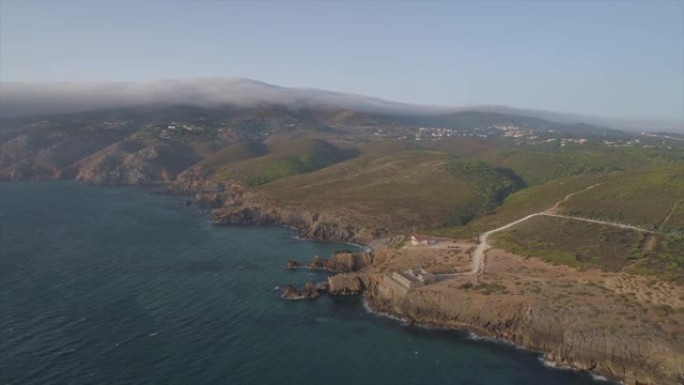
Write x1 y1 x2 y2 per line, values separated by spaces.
280 282 321 300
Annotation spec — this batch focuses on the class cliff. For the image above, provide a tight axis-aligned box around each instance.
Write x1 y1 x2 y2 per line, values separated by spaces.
318 261 684 385
211 198 379 244
373 275 678 384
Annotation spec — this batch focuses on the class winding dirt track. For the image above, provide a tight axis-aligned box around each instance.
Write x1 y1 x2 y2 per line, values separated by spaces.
464 184 655 275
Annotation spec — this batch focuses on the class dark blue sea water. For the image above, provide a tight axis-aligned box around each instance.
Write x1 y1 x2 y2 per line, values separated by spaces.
0 182 613 385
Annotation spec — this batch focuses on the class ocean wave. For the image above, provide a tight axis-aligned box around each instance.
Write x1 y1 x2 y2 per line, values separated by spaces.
538 357 622 384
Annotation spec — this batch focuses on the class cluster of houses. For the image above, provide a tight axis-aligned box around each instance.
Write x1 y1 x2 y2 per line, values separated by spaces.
495 124 536 139
156 122 209 139
415 127 458 140
559 138 589 146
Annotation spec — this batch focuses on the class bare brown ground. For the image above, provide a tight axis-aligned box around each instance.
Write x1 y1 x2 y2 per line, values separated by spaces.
372 240 475 274
641 234 658 252
375 245 684 331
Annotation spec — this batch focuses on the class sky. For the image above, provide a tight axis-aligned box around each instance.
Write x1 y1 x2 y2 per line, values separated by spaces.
1 0 683 122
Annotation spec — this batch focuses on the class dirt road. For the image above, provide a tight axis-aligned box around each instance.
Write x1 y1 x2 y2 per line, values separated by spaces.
464 184 655 275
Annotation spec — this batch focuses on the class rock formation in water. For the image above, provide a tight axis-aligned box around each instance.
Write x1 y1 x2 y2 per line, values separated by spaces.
280 282 322 300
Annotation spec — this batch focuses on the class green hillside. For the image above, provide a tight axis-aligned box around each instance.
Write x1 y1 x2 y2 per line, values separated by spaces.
195 141 268 169
254 148 524 231
473 146 646 185
209 138 358 185
559 164 684 231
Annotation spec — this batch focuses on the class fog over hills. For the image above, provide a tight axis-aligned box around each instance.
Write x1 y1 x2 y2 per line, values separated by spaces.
0 78 681 132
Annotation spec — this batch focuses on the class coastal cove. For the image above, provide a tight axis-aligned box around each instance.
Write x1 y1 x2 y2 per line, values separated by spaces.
0 182 614 385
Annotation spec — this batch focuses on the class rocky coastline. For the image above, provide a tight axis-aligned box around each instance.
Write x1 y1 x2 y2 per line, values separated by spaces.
1 178 679 384
292 267 680 385
161 183 684 384
171 181 384 246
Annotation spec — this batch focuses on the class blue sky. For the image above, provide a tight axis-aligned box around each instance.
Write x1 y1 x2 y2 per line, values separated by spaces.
1 0 682 121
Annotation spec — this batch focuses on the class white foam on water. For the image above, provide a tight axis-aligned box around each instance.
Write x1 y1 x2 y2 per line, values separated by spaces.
538 357 622 384
361 299 410 325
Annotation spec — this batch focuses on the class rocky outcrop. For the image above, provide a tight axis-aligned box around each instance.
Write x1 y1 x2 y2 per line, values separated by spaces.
280 282 324 300
67 139 203 185
327 274 371 295
327 251 373 272
284 252 373 273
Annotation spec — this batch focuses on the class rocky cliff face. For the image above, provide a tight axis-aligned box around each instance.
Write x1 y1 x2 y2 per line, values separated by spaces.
287 252 374 273
301 241 684 385
64 139 203 185
327 274 371 295
209 197 381 245
361 274 683 385
0 133 122 181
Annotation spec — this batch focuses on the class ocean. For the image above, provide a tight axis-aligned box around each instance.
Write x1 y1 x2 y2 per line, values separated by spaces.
0 182 613 385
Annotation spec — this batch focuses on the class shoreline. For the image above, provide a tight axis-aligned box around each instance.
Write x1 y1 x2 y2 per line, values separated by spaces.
287 229 374 253
359 298 622 385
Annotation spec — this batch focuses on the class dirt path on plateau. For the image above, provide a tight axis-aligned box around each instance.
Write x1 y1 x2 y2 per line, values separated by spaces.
462 183 655 275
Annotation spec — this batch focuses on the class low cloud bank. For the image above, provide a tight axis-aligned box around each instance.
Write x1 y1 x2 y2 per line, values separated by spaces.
0 78 681 132
0 78 436 117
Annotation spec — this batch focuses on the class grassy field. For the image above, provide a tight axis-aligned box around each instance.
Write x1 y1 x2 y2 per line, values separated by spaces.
471 145 649 185
416 140 655 186
491 215 684 283
558 164 684 231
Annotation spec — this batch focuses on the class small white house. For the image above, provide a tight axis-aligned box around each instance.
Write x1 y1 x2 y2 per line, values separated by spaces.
410 235 439 246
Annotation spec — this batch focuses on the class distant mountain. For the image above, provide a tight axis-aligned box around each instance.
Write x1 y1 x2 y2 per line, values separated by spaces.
1 78 680 132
